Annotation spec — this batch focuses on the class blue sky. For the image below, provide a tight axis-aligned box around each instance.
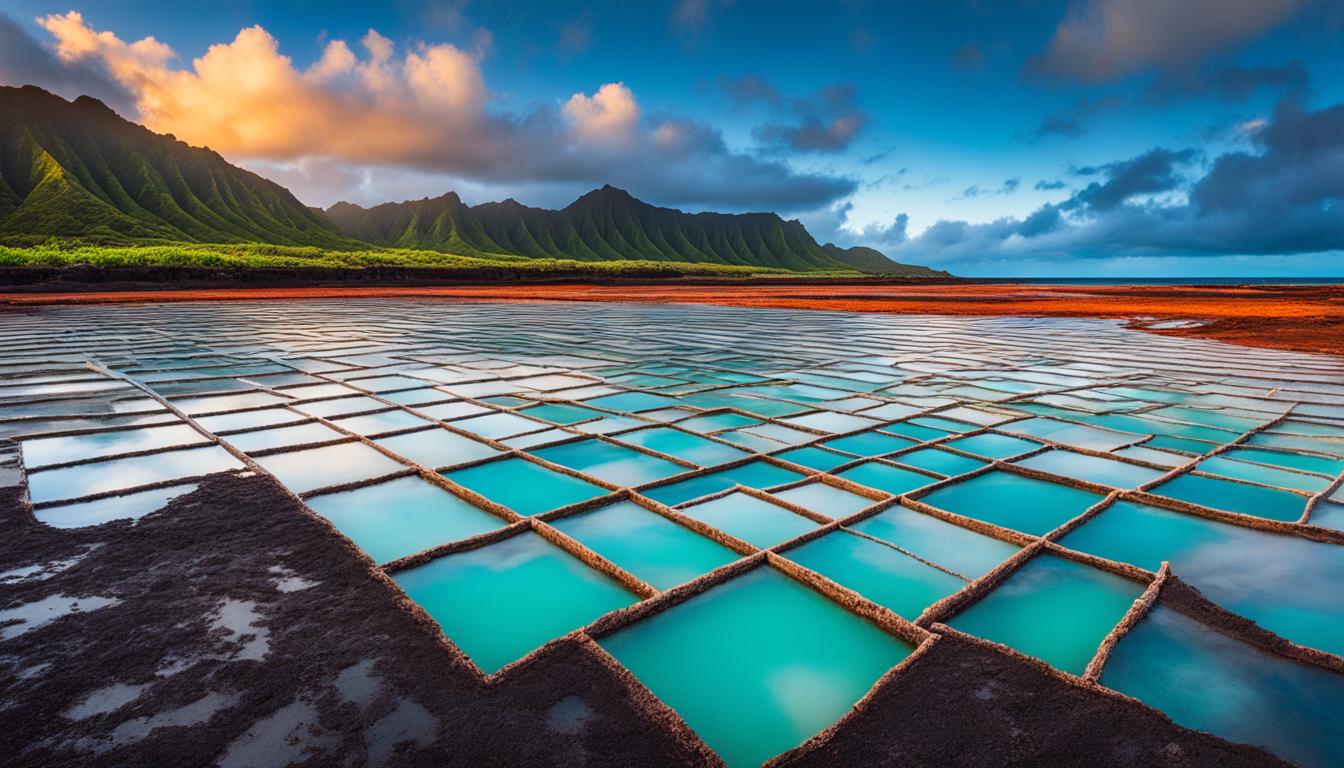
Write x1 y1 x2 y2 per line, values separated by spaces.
1 0 1342 276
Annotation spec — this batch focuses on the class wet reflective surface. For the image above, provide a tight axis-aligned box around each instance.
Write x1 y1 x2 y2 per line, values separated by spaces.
3 300 1342 767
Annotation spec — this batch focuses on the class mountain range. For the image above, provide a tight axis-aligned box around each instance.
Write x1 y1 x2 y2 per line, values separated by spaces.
0 85 943 275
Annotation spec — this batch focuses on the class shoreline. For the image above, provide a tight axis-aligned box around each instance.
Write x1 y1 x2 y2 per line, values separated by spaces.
2 282 1341 358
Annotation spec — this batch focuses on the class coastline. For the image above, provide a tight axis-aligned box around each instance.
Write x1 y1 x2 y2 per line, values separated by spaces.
2 282 1340 358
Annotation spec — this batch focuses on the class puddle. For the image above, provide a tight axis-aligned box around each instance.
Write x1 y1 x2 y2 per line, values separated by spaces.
0 593 120 640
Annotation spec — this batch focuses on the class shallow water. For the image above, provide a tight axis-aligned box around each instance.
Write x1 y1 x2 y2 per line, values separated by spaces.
6 299 1344 764
1014 449 1165 488
394 531 637 673
599 567 912 767
549 500 739 589
1058 500 1344 656
848 504 1020 578
641 460 804 506
948 554 1143 674
919 471 1104 536
678 490 819 547
1148 472 1306 522
254 441 405 495
27 445 243 504
307 476 505 564
771 481 876 519
786 530 966 618
1103 605 1344 768
444 457 608 516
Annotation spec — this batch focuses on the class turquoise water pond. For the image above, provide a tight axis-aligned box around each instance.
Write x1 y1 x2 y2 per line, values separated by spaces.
785 530 966 618
444 457 609 516
678 491 819 547
10 299 1344 766
948 554 1143 674
1103 606 1344 768
919 471 1104 536
599 567 912 767
549 500 739 589
1149 472 1306 522
395 531 637 674
641 460 804 506
848 504 1021 578
1058 500 1344 656
307 476 505 564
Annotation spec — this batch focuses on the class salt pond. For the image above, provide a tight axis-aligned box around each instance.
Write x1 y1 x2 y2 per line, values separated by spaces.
3 299 1342 766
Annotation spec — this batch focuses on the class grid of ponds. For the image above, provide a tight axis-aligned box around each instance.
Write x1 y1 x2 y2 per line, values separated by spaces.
2 300 1343 767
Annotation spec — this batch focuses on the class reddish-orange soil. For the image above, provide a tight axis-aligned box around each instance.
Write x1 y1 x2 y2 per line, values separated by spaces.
3 282 1341 357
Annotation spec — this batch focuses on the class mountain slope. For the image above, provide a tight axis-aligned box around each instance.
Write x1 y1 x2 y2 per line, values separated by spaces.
821 243 948 277
0 85 348 246
326 186 863 272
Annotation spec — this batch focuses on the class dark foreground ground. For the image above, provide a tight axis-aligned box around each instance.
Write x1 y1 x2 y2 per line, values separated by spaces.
0 466 1289 767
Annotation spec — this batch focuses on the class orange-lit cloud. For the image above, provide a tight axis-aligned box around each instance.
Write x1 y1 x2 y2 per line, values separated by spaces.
25 11 855 211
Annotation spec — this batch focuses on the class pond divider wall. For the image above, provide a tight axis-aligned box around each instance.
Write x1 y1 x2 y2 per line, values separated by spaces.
1083 562 1170 681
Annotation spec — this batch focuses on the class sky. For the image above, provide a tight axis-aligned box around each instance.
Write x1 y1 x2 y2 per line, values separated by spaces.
1 0 1341 276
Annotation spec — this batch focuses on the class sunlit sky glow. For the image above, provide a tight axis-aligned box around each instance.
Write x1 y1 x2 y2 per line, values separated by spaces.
2 0 1341 276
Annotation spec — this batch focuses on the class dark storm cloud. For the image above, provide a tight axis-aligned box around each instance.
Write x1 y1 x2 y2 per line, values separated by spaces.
1147 61 1310 104
1065 147 1199 211
721 76 869 153
878 96 1343 264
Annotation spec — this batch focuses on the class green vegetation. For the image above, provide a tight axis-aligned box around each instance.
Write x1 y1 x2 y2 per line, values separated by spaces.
1 86 347 247
0 241 808 276
324 186 938 273
0 85 948 278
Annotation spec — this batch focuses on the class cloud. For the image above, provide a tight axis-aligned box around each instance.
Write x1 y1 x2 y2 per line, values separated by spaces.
1064 148 1198 211
564 82 639 142
956 177 1020 200
1027 0 1306 82
860 96 1342 266
25 12 851 212
1147 61 1310 103
1035 179 1068 191
722 75 868 153
0 13 131 110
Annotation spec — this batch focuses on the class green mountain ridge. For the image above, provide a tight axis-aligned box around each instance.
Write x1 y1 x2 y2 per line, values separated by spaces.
0 85 946 276
325 187 946 275
0 85 348 247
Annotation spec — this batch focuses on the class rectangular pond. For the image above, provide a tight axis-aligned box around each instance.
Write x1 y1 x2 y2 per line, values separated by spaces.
5 299 1343 767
